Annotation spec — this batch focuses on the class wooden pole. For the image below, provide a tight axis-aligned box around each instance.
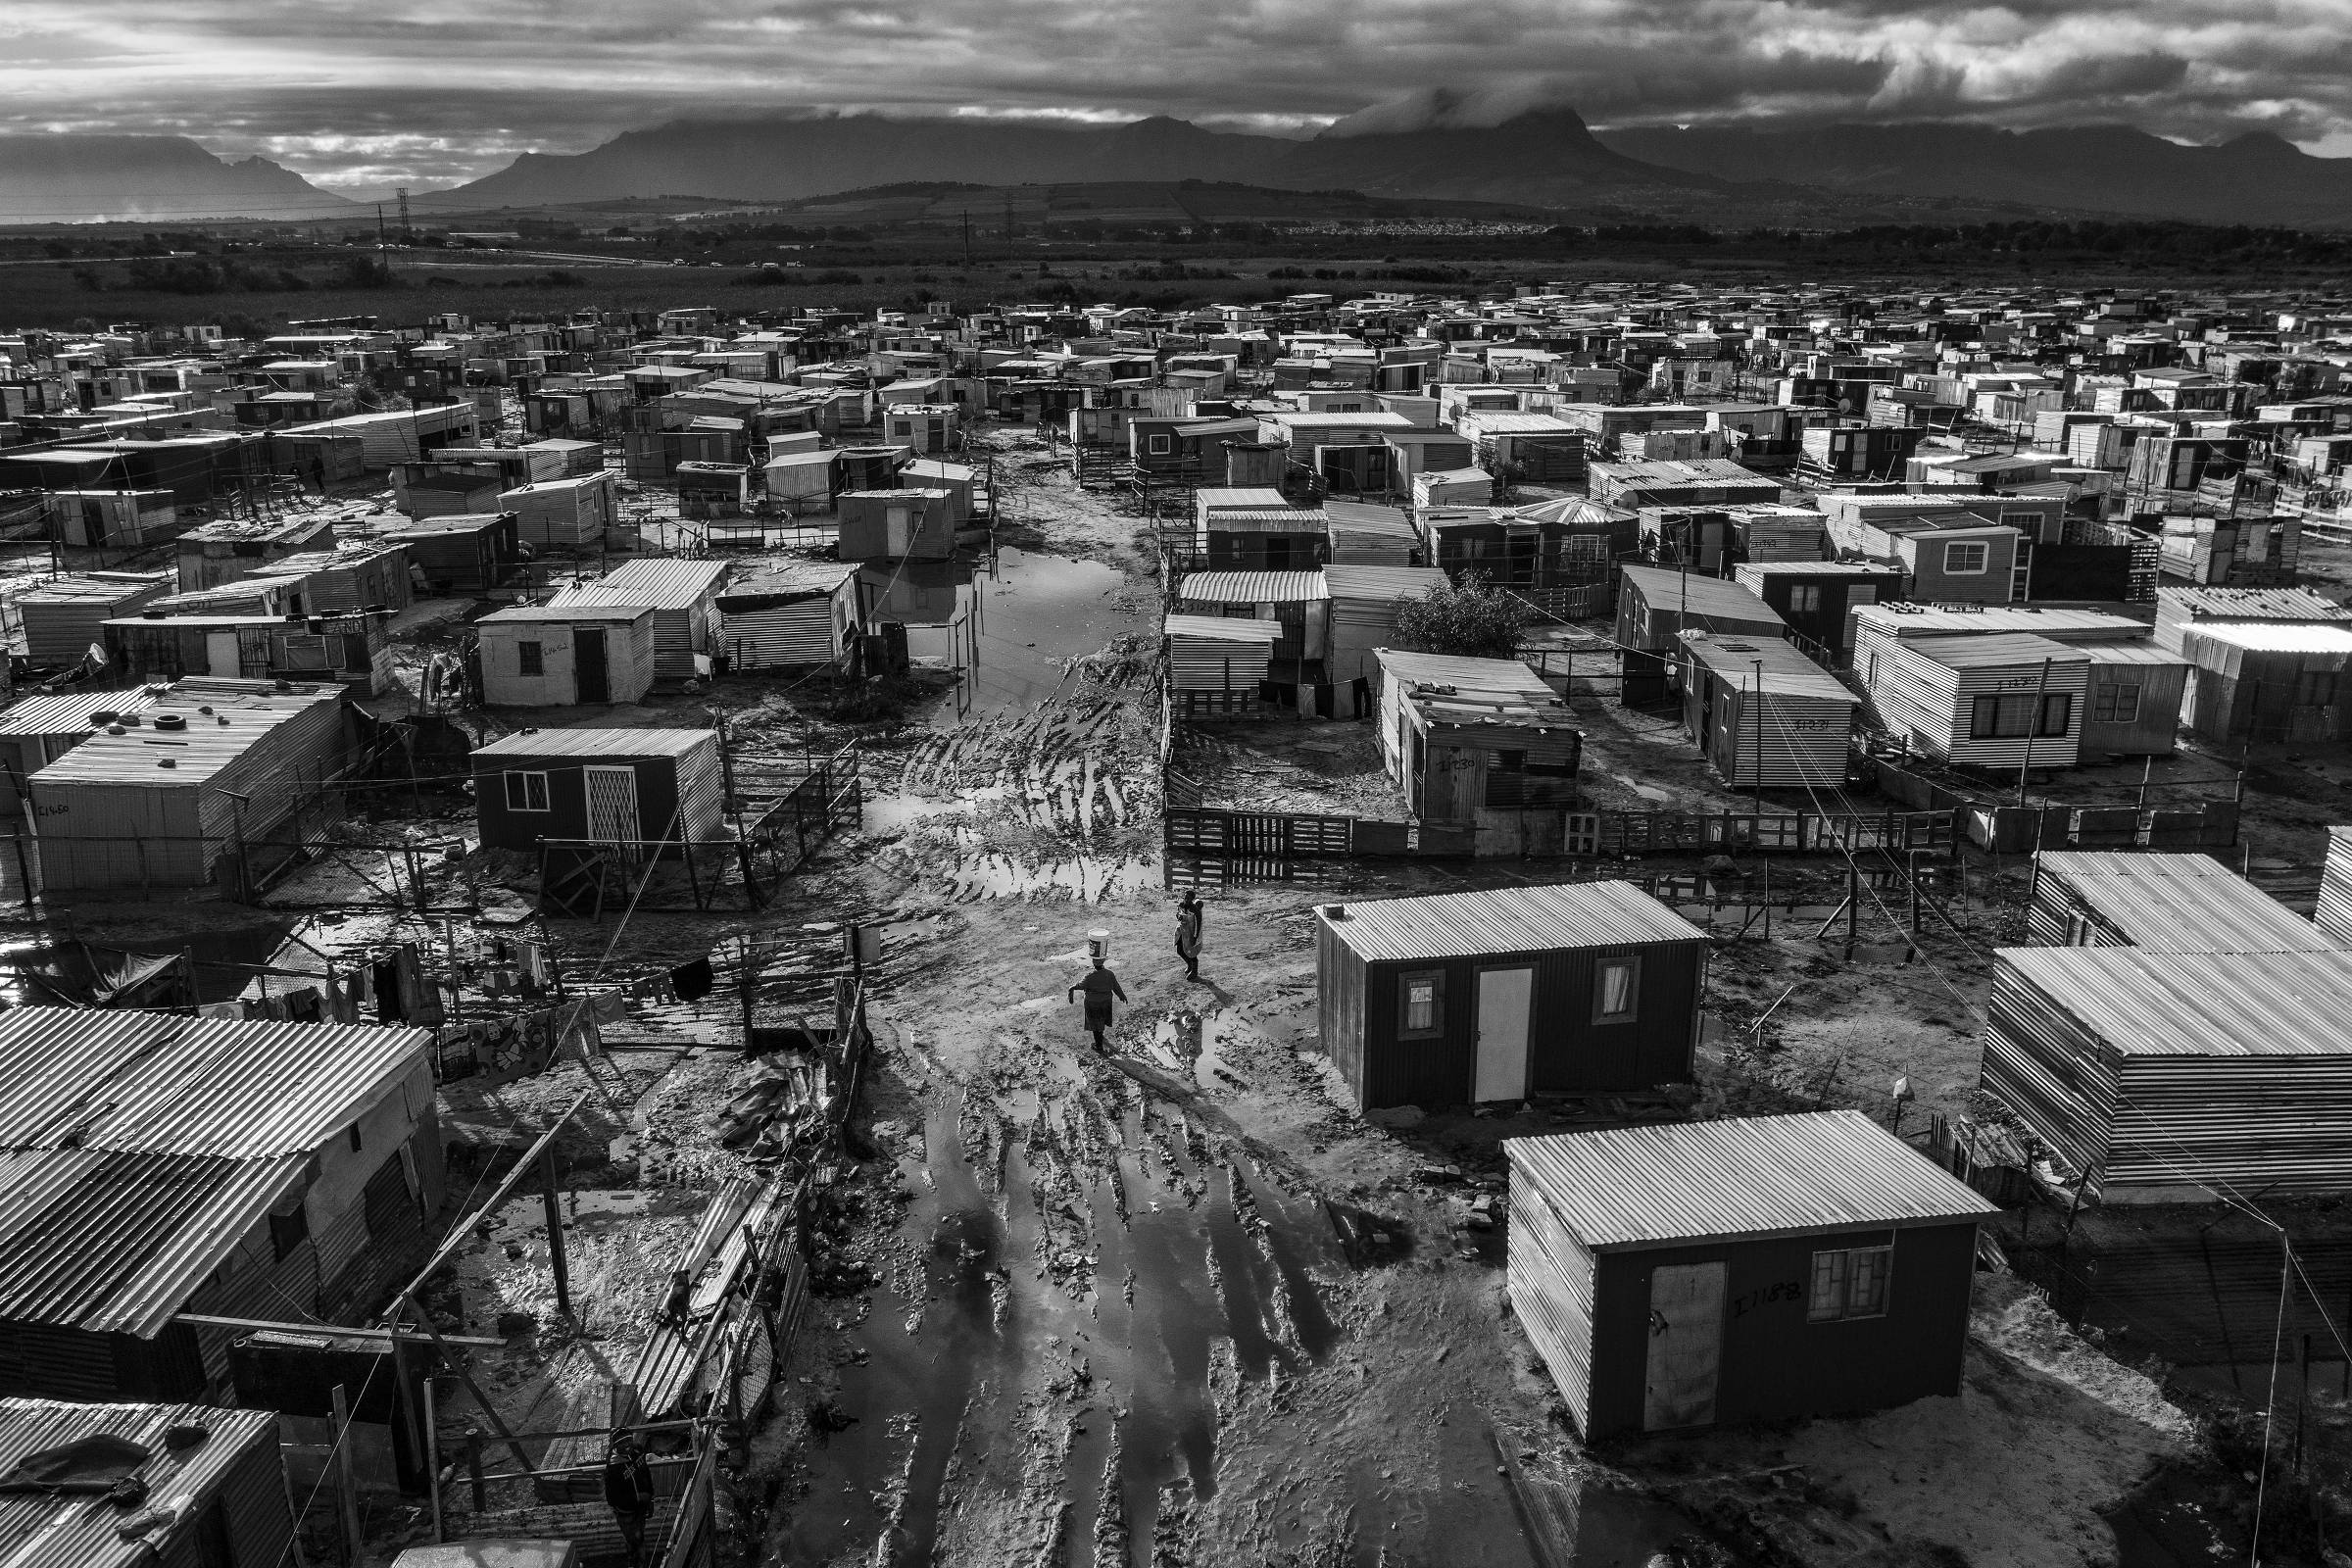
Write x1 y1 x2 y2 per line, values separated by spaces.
424 1375 443 1544
2016 656 2052 808
466 1430 486 1512
330 1384 364 1566
542 1146 571 1320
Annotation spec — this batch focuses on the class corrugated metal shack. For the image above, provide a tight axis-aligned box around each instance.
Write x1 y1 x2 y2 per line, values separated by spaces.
28 678 351 894
1981 947 2352 1201
502 471 617 548
102 612 395 695
0 687 164 814
1862 631 2090 769
2179 622 2352 743
1615 565 1787 705
2320 826 2352 948
1508 1111 1994 1439
1195 498 1330 571
1322 564 1450 689
174 515 337 593
15 571 172 665
2153 586 2352 653
1677 630 1857 789
1173 570 1330 663
1323 500 1421 567
1164 612 1281 716
473 727 726 856
356 512 521 595
1425 497 1636 592
48 487 175 548
1731 561 1903 656
1852 603 2183 756
475 603 657 707
2027 850 2344 954
549 558 731 682
259 542 416 615
0 1007 440 1402
0 1399 291 1567
1375 649 1579 822
1316 881 1706 1109
714 562 862 671
838 489 957 564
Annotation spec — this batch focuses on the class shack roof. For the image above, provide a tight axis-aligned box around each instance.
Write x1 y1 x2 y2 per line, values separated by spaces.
474 727 713 761
1174 570 1327 605
2158 586 2351 623
1321 564 1449 604
1163 613 1282 644
0 1399 279 1557
1320 879 1700 964
1854 603 2148 641
1997 948 2352 1057
0 687 163 737
1323 501 1420 541
30 681 343 790
1508 1110 1997 1252
16 572 172 607
2181 622 2352 656
1619 564 1783 626
1897 631 2090 670
714 561 858 603
1681 631 1855 702
478 603 653 627
2035 851 2344 955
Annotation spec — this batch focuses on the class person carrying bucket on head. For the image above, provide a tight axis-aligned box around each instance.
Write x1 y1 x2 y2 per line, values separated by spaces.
1174 891 1204 981
1069 932 1126 1053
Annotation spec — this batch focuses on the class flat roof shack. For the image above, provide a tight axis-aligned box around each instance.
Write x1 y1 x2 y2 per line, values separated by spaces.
1678 631 1857 790
1863 632 2090 769
1173 570 1330 666
549 557 730 683
0 688 165 814
390 463 503 519
472 728 726 865
256 542 415 616
1723 503 1829 564
48 486 174 549
1587 458 1782 511
15 571 171 667
1324 565 1451 692
1316 881 1705 1109
475 604 656 707
355 511 521 595
1614 565 1787 706
1374 650 1579 826
2154 585 2352 654
1165 613 1282 719
1442 496 1639 593
1980 948 2352 1201
715 562 862 672
1323 500 1420 567
1820 503 2020 606
2157 513 2300 589
1193 493 1330 572
2028 850 2348 955
1508 1111 1996 1439
103 612 394 696
2179 622 2352 744
28 679 350 894
1732 562 1904 657
175 514 337 593
837 488 957 564
1450 410 1588 485
0 1400 291 1567
0 1007 440 1402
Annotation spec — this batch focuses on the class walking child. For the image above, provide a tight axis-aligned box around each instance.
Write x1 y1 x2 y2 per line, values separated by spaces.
1174 891 1204 981
1069 956 1126 1053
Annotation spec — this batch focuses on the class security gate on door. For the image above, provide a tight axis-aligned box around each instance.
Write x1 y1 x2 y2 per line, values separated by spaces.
1473 965 1533 1102
584 765 642 864
1643 1261 1726 1431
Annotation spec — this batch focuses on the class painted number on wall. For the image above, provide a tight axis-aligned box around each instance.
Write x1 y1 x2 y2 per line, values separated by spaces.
1730 1279 1805 1318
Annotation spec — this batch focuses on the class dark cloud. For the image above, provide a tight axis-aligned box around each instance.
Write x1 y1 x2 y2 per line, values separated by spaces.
0 0 2346 187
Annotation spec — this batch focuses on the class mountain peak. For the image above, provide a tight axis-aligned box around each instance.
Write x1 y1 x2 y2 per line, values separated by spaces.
1319 88 1591 141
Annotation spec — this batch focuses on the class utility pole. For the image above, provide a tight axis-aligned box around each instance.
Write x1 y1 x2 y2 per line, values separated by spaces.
396 186 412 235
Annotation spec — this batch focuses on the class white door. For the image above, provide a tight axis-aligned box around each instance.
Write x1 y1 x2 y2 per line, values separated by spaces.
205 631 242 677
1473 965 1534 1102
885 505 913 556
584 765 640 860
1643 1261 1727 1431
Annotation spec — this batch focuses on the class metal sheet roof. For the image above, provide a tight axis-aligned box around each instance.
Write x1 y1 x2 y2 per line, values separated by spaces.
1509 496 1633 529
474 726 714 760
1320 879 1703 963
1681 631 1855 702
2159 586 2351 622
0 1148 304 1335
1323 501 1419 538
0 1007 427 1158
1321 564 1449 603
0 688 164 737
1620 565 1784 625
1163 613 1282 643
1855 604 2149 641
479 602 653 625
1898 631 2090 669
1998 948 2352 1056
29 683 343 789
1175 570 1327 605
564 557 731 607
0 1398 279 1564
2037 851 2341 955
2182 622 2352 654
1507 1109 1996 1252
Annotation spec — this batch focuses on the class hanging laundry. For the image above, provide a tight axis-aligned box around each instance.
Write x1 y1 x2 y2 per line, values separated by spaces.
670 957 715 1002
374 956 404 1023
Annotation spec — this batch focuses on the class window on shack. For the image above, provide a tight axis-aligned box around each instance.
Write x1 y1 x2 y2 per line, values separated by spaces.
517 640 544 676
1969 692 2071 740
1807 1244 1892 1322
2093 682 2140 723
2297 670 2338 709
1787 584 1823 613
1397 971 1445 1040
505 770 550 812
1593 956 1640 1023
1148 433 1173 456
1943 541 1989 575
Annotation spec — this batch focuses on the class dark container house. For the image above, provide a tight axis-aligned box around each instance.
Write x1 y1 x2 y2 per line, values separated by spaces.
1509 1110 1996 1439
1615 564 1788 706
472 727 726 858
1316 881 1706 1109
1731 561 1905 659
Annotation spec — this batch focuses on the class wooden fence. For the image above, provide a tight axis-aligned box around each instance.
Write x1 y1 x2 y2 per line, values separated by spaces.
1163 804 1955 862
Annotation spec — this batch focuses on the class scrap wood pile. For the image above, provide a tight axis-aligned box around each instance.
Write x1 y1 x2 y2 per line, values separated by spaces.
716 1054 834 1158
887 686 1161 851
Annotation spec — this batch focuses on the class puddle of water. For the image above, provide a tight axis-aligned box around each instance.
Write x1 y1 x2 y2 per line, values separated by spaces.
859 559 978 629
935 547 1131 726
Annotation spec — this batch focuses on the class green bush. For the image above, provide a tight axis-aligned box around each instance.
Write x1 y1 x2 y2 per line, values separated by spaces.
1394 570 1529 661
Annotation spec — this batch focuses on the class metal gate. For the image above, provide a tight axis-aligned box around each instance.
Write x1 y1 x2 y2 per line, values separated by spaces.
584 765 641 863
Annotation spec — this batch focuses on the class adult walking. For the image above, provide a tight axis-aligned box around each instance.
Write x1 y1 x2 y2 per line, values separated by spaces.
1174 891 1204 981
1068 956 1127 1053
603 1427 655 1566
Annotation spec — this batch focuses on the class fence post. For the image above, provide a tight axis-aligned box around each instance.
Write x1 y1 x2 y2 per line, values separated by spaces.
330 1384 364 1566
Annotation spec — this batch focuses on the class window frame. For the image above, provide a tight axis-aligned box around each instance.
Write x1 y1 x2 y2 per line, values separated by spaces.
1942 540 1990 575
1969 692 2073 740
1147 432 1174 456
1592 955 1641 1024
1807 1243 1894 1322
1396 969 1446 1041
505 770 551 812
2092 681 2140 724
516 639 545 677
1786 583 1824 614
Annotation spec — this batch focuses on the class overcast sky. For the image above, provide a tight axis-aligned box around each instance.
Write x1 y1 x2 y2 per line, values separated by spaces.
5 0 2350 193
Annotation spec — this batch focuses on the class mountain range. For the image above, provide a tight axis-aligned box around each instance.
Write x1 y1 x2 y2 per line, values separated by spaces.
0 135 351 223
6 106 2352 228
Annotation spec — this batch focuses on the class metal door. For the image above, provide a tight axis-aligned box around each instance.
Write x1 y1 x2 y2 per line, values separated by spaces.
1643 1261 1726 1432
205 631 242 677
584 765 640 858
885 505 913 557
574 626 609 703
1474 966 1533 1102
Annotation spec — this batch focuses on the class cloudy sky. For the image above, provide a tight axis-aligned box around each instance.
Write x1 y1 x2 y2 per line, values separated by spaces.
4 0 2350 194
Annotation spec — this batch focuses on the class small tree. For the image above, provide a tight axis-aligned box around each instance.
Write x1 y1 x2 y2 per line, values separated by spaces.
1394 570 1530 662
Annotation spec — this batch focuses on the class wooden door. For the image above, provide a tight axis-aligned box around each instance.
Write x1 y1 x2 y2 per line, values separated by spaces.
1643 1261 1726 1432
574 626 610 703
1473 966 1533 1102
